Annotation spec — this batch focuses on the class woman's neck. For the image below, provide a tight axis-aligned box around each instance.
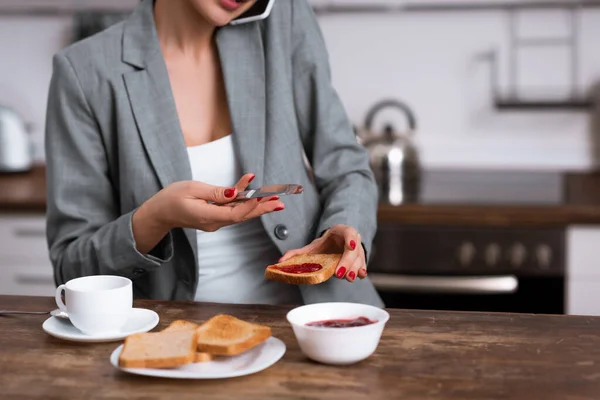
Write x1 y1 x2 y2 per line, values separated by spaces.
154 0 215 59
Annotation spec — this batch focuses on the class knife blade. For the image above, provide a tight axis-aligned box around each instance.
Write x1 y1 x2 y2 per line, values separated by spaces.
235 184 303 200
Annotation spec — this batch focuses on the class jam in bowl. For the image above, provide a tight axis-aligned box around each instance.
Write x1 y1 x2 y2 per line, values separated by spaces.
306 316 377 328
286 302 390 365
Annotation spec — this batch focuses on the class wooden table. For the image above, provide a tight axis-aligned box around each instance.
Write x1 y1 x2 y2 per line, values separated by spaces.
1 296 600 399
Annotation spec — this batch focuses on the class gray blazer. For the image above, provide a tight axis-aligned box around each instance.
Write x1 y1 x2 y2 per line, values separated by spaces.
45 0 384 307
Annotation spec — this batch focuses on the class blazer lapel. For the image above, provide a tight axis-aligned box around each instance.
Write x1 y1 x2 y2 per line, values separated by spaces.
121 1 191 190
121 0 197 259
215 24 266 186
123 63 192 189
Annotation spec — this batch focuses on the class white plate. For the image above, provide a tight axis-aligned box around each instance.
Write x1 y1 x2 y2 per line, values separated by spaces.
110 336 286 379
42 308 159 343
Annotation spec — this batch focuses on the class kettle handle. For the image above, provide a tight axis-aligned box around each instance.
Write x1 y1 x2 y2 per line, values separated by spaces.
364 99 417 132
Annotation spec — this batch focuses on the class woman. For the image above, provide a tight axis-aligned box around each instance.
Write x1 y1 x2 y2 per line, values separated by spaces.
45 0 383 307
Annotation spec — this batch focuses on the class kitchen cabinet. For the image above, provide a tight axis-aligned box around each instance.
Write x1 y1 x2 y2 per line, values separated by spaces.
0 215 54 297
566 226 600 316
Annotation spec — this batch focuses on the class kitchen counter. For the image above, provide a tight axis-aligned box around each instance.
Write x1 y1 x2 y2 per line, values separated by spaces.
0 165 46 212
378 203 600 227
2 296 600 399
4 166 600 227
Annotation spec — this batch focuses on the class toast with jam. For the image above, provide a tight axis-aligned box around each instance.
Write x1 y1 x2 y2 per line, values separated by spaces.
264 253 342 285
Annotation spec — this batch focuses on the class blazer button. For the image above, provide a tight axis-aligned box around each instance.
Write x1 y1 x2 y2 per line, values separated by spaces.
274 224 289 240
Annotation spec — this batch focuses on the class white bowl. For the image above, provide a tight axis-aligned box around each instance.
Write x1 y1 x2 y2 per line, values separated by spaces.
286 302 390 365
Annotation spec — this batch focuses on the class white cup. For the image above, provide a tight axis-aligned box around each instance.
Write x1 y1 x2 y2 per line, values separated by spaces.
55 275 133 336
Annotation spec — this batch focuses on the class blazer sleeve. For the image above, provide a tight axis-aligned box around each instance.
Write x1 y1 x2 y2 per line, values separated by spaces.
45 53 173 285
290 0 379 260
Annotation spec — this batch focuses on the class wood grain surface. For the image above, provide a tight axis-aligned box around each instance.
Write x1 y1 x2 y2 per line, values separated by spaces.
1 296 600 399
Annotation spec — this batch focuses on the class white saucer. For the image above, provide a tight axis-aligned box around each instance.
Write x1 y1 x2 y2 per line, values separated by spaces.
42 308 159 343
110 336 286 379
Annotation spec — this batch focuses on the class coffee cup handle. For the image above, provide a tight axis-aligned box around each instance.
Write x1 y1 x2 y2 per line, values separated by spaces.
55 284 67 311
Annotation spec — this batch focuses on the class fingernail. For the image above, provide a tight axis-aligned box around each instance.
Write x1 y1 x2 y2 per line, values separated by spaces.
224 188 235 198
274 206 284 211
348 271 356 281
269 196 279 201
360 268 367 276
257 197 263 202
350 240 356 250
248 174 255 183
336 267 347 279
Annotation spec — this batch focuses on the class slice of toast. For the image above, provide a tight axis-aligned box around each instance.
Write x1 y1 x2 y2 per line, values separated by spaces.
265 253 342 285
162 320 199 333
118 329 197 369
195 314 271 356
162 320 213 363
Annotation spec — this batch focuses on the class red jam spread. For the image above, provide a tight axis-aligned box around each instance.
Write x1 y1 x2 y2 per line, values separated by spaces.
306 316 377 328
274 263 322 274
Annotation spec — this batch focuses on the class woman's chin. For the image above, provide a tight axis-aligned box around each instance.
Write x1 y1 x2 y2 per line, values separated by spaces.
204 10 239 27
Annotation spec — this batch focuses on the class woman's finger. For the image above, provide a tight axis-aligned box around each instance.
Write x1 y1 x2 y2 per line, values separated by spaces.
346 255 364 283
278 238 326 262
335 246 359 280
190 194 278 226
241 196 284 220
234 173 256 193
185 180 239 204
184 173 254 206
357 247 367 279
348 230 367 279
342 226 360 252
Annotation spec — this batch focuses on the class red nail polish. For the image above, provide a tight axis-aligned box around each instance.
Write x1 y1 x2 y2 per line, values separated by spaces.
361 268 367 276
350 240 356 250
348 271 356 281
248 174 255 183
336 267 347 278
224 188 235 198
274 206 284 211
269 196 279 201
257 197 263 202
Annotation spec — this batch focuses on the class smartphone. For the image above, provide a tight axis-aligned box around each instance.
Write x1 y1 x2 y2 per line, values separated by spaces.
230 0 276 25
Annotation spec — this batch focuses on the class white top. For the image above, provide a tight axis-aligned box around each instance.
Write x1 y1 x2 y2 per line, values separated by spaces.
186 135 302 305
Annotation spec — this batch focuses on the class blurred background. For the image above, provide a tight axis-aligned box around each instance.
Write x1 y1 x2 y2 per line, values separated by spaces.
2 0 600 316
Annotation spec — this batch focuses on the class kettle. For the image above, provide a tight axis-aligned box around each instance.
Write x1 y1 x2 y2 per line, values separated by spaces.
358 99 421 205
0 105 33 173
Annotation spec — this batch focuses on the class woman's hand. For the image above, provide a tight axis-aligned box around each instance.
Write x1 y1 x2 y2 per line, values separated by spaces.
132 173 283 253
278 224 367 282
156 173 284 231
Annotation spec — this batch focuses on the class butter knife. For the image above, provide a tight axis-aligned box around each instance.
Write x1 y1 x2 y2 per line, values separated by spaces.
236 184 303 200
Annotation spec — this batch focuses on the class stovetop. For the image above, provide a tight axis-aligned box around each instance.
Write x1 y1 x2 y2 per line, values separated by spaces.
418 170 564 206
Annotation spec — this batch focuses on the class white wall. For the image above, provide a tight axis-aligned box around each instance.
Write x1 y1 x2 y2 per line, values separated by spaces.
0 14 72 161
318 8 600 170
2 3 600 170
